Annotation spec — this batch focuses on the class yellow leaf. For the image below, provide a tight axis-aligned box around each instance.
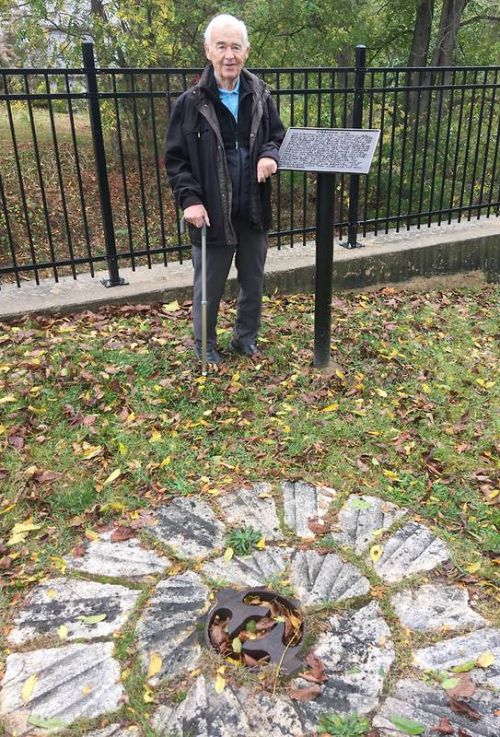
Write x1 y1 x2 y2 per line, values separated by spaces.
121 669 130 681
163 300 180 312
82 684 93 695
224 547 234 562
46 589 58 600
322 403 339 412
148 651 163 678
160 455 172 467
375 388 388 397
256 537 266 550
103 468 121 486
118 442 127 456
7 532 28 547
80 445 103 460
0 395 16 404
214 673 226 694
466 562 482 574
143 687 154 703
370 545 383 563
11 520 42 535
150 430 162 443
57 624 68 640
477 651 495 668
206 488 220 495
21 674 38 704
84 529 100 541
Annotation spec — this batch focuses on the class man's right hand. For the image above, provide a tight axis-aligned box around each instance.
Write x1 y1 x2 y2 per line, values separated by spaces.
183 204 210 229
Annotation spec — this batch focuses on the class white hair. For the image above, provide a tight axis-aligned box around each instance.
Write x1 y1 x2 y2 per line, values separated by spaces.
204 14 249 48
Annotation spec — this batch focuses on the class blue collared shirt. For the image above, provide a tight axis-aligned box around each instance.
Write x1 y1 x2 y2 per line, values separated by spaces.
218 77 240 121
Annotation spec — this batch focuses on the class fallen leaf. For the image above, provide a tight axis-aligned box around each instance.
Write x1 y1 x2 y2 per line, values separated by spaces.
82 684 93 695
448 698 481 721
256 537 266 550
223 547 234 562
232 637 242 654
321 403 339 412
27 715 66 729
163 300 180 312
476 651 495 668
110 526 134 543
389 715 426 735
84 529 100 541
301 651 327 684
289 683 322 701
148 651 163 678
22 675 38 704
447 675 476 699
57 624 68 640
370 545 383 563
451 660 476 673
431 717 454 734
214 672 226 693
103 468 121 486
76 613 107 625
307 517 329 534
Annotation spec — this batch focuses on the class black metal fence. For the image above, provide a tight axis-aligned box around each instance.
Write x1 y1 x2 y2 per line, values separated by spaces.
1 43 499 287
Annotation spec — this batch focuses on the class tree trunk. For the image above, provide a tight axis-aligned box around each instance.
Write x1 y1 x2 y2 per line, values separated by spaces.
431 0 468 66
408 0 435 67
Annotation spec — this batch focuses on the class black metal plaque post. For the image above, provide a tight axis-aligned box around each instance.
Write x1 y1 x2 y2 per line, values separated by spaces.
279 126 380 368
314 173 335 368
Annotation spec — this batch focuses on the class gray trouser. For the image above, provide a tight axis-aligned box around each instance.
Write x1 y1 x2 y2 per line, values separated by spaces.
192 219 268 349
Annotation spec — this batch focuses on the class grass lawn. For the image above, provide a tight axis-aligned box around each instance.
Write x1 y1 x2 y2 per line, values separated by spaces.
0 284 498 729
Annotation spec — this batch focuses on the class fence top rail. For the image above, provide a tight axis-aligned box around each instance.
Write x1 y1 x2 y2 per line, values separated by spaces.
2 64 500 76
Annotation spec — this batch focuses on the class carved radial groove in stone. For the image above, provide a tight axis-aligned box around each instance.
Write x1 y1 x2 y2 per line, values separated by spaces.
282 481 336 538
67 531 171 580
150 497 226 559
152 675 305 737
292 602 395 731
136 571 209 681
84 727 141 737
202 548 292 588
331 495 407 554
218 484 283 540
290 550 370 605
0 643 123 736
370 521 450 583
391 584 487 633
373 678 500 737
8 578 140 646
413 627 500 689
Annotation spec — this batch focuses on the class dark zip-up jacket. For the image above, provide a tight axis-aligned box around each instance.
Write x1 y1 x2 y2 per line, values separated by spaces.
165 65 285 248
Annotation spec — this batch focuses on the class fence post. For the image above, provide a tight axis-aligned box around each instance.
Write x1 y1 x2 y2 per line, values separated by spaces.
82 40 127 287
346 44 366 249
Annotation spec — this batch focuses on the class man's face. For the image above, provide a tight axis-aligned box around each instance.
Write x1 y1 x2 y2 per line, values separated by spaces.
205 24 249 89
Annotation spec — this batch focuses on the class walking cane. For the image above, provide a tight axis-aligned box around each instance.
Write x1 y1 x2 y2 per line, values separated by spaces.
200 220 208 377
180 216 208 376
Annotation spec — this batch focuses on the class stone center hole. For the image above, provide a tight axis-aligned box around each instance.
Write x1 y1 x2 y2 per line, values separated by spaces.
205 587 305 675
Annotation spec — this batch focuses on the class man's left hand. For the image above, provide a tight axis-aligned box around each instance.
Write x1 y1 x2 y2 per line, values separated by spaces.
257 157 277 183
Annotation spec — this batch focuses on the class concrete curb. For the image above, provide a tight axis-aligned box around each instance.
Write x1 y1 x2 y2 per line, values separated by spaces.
0 218 498 321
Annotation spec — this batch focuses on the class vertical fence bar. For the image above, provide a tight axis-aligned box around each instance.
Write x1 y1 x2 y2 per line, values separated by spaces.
82 40 126 287
481 69 498 217
0 170 20 287
347 45 366 248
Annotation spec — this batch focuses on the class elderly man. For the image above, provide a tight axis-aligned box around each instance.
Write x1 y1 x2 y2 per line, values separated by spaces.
165 13 285 364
